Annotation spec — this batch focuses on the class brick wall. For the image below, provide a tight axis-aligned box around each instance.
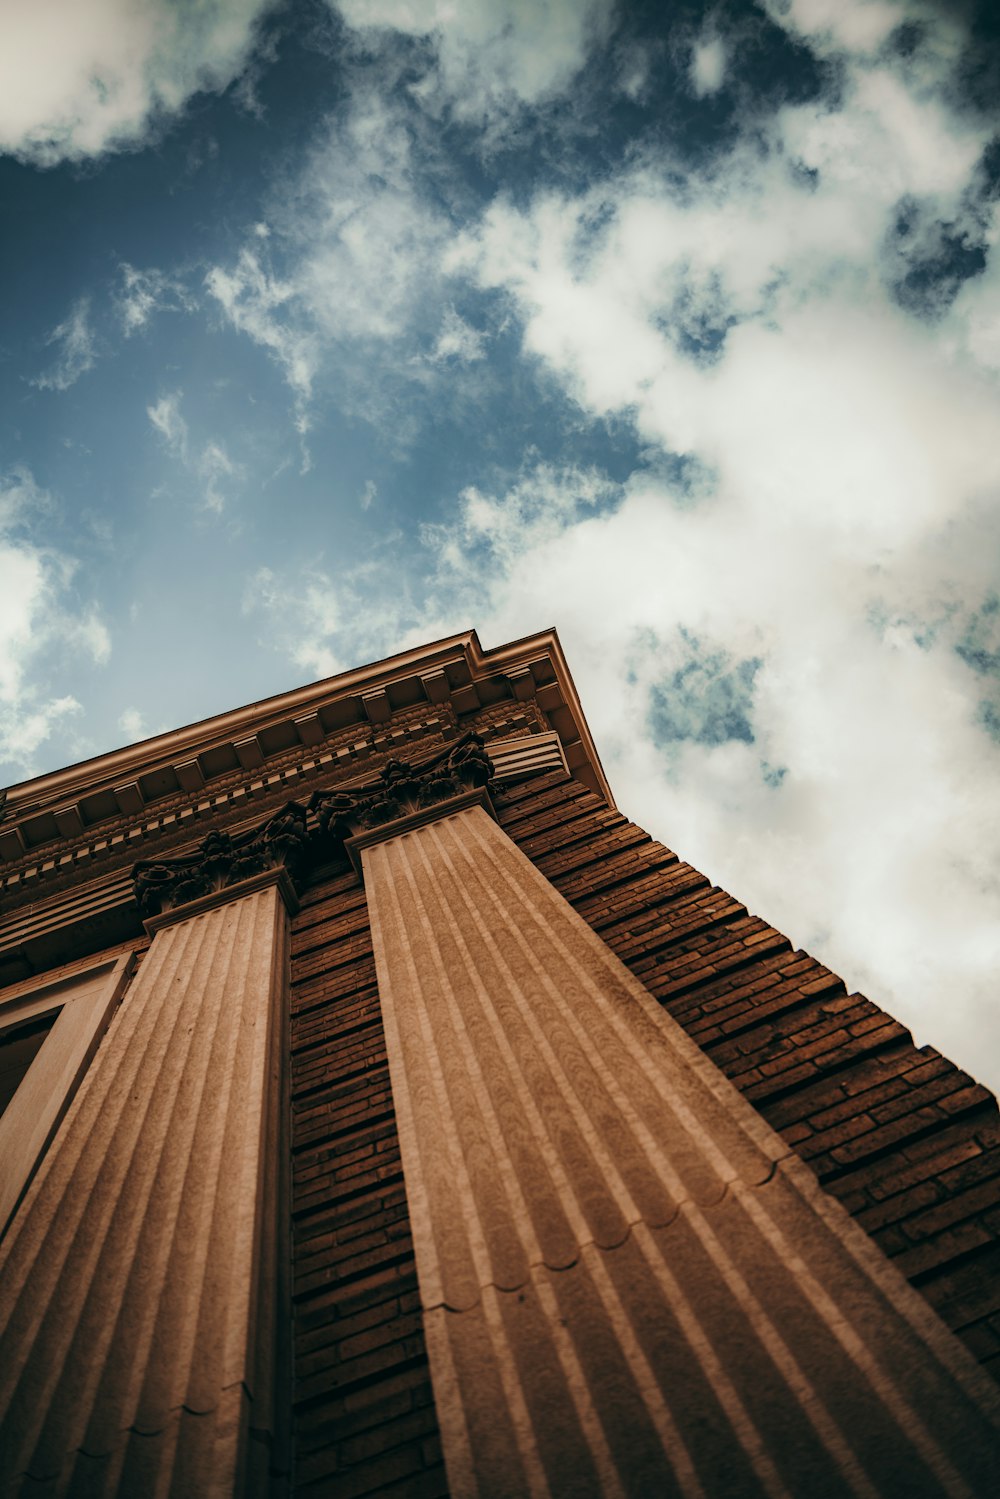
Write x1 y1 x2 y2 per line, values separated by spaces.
287 763 1000 1494
289 866 447 1499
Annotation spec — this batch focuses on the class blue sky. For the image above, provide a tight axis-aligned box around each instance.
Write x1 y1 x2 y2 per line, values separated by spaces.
3 0 1000 1091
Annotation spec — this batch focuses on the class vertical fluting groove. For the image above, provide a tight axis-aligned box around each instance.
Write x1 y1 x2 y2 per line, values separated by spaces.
650 1203 874 1499
37 900 251 1473
435 813 740 1212
363 802 1000 1499
134 893 268 1428
412 819 795 1496
452 812 943 1495
19 908 231 1476
418 821 646 1239
443 812 958 1494
526 1272 628 1499
389 837 545 1278
91 899 254 1448
575 1242 706 1499
412 819 637 1249
476 1290 554 1499
635 1210 808 1499
729 1181 972 1498
421 1315 478 1498
0 913 222 1474
425 821 833 1499
397 823 592 1259
371 840 493 1304
370 843 550 1491
464 811 980 1497
458 812 765 1189
0 914 206 1365
0 881 288 1497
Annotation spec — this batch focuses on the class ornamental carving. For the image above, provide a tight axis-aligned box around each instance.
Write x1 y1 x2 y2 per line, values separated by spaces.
131 735 495 915
310 733 495 844
133 802 310 917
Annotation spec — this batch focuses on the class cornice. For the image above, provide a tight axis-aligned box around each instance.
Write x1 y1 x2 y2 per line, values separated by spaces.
0 700 547 913
0 702 463 903
0 728 569 984
0 628 612 878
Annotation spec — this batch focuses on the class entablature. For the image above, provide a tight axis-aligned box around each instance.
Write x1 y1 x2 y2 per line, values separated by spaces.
0 630 608 886
0 725 571 985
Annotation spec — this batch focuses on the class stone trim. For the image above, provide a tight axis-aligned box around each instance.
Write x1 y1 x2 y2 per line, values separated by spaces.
343 788 497 879
0 951 135 1238
134 803 310 919
143 866 300 934
0 732 549 981
0 705 545 907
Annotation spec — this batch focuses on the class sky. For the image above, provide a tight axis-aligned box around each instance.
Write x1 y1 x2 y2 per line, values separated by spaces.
2 0 1000 1092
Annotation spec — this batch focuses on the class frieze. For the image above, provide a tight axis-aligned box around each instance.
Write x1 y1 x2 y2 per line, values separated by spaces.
1 703 546 913
2 703 460 872
311 733 495 845
2 712 495 912
133 804 311 917
131 734 497 918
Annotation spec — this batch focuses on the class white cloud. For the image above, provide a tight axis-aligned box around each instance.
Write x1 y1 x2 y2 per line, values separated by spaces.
69 609 112 666
31 298 98 391
286 90 451 347
118 706 146 742
408 457 1000 1093
243 566 343 680
241 1 1000 1093
204 84 460 437
763 0 956 60
205 250 316 405
147 391 239 511
332 0 613 126
426 6 1000 1089
117 262 194 335
360 479 377 511
431 307 486 363
197 440 238 514
147 390 188 457
0 0 273 165
690 35 726 97
0 468 108 775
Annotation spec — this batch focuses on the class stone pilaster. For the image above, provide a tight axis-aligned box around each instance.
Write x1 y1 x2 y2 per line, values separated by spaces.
0 877 291 1496
359 797 1000 1498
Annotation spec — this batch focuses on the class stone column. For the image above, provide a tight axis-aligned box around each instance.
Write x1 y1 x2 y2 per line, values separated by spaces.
357 793 1000 1499
0 871 291 1497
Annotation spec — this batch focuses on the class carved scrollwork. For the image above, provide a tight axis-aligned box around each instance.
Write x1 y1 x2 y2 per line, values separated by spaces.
133 802 309 917
132 734 496 915
311 732 495 845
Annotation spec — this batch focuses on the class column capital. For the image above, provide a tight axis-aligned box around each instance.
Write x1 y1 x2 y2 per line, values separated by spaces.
131 732 498 918
133 801 310 919
343 787 496 879
310 730 495 858
142 864 300 934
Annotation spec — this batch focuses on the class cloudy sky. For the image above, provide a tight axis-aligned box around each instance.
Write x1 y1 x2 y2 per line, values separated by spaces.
3 0 1000 1090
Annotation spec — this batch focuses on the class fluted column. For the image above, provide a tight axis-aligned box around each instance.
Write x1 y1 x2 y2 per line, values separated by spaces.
360 797 1000 1499
0 875 290 1497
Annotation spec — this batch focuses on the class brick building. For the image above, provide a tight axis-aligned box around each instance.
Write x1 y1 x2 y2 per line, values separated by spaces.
0 626 998 1496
